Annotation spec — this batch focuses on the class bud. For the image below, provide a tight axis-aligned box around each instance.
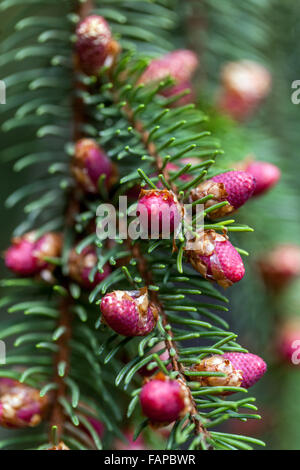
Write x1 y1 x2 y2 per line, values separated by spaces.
190 355 243 388
72 139 117 193
137 189 182 238
218 60 271 120
5 232 62 277
100 287 158 336
68 246 111 289
276 319 300 364
140 50 198 85
189 171 256 219
140 373 191 424
245 161 280 196
0 379 48 428
258 244 300 290
48 442 70 451
185 230 245 288
139 50 198 107
190 352 266 392
75 15 119 75
222 353 267 389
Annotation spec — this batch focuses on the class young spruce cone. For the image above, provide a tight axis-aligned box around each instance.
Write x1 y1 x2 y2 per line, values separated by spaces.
185 230 245 288
75 15 120 75
190 353 266 392
100 287 158 336
140 373 191 424
68 245 111 289
189 171 256 219
0 379 49 428
5 232 62 278
72 138 117 194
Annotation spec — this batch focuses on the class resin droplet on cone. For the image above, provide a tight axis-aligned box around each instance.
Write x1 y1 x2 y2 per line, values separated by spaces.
245 161 280 196
217 60 271 121
72 138 117 194
140 374 190 424
258 244 300 290
100 287 158 336
185 230 245 288
190 353 266 392
75 15 120 75
68 245 111 289
0 379 49 428
137 189 182 238
189 171 256 219
5 232 62 277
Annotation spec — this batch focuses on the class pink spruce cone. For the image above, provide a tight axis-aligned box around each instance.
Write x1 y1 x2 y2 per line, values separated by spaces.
222 353 267 389
190 171 256 219
114 430 147 450
5 232 62 277
191 353 266 392
72 138 117 194
139 50 198 106
68 245 110 289
100 287 158 336
186 230 245 288
246 161 281 196
0 379 48 428
75 15 120 75
140 50 198 85
137 189 182 238
276 319 300 364
258 244 300 290
140 373 190 424
218 60 271 121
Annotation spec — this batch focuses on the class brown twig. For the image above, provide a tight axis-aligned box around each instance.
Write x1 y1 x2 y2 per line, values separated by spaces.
49 298 72 440
49 0 94 443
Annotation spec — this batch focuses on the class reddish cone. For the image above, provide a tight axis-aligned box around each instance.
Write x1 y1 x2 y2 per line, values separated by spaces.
100 287 158 336
72 139 117 193
75 15 119 75
218 60 271 121
190 353 266 392
140 374 190 424
246 161 280 196
137 189 182 238
0 379 48 428
276 319 300 364
186 230 245 288
139 50 198 106
5 232 62 277
258 244 300 290
190 171 256 219
140 49 198 86
68 245 111 290
222 353 267 389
